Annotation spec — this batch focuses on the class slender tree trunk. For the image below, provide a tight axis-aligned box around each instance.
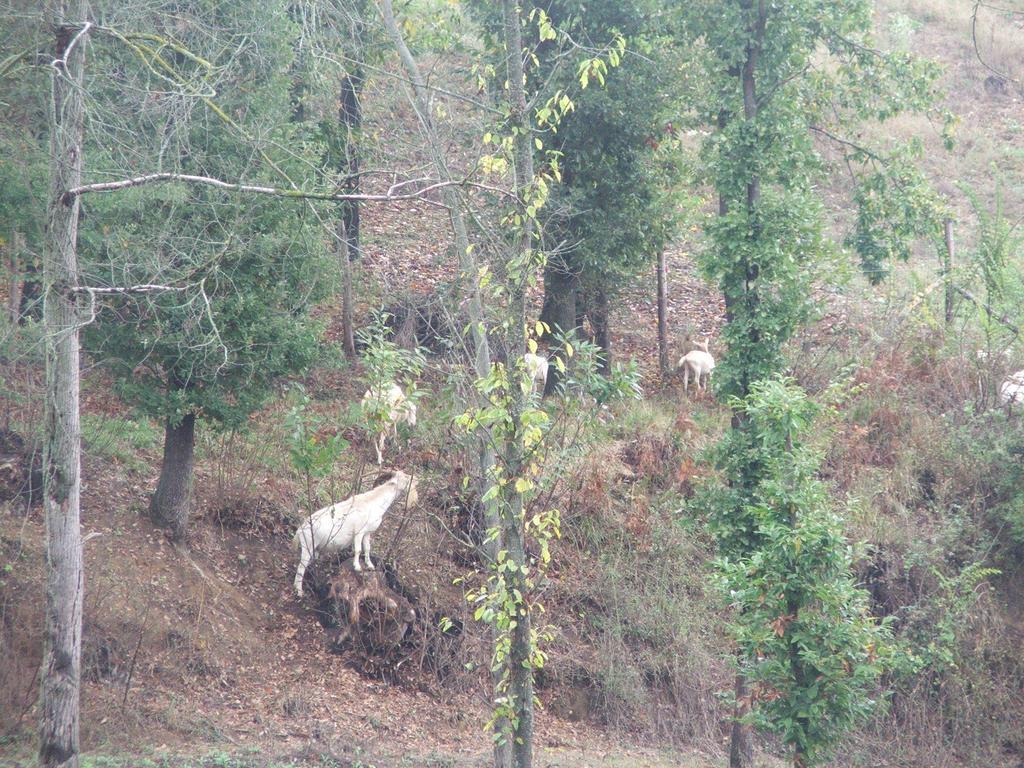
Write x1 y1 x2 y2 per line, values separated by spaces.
5 232 26 325
502 2 535 765
149 412 196 543
340 70 364 260
943 218 954 325
657 249 669 375
376 5 506 761
40 4 87 766
586 286 612 375
338 217 357 358
336 72 358 358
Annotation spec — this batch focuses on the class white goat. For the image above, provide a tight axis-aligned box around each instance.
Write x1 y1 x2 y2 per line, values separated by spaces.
523 352 549 395
293 470 419 597
361 382 417 465
677 338 716 393
999 370 1024 407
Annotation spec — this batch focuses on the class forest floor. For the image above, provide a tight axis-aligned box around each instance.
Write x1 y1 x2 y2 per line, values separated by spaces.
4 2 1024 767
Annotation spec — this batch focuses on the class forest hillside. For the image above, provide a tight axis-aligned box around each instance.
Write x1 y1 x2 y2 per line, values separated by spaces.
2 1 1024 768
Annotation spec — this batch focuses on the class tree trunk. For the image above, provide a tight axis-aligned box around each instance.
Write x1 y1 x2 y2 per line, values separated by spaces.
502 2 535 765
376 5 505 761
727 4 766 766
657 249 669 375
5 232 26 326
539 261 576 396
149 412 196 543
943 218 954 325
586 286 612 376
40 4 87 767
339 218 356 358
340 69 364 260
729 669 754 768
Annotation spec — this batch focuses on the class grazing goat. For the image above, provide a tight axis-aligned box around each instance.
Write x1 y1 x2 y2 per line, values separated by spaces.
677 338 715 393
293 470 419 597
362 383 417 465
523 352 549 395
1000 370 1024 407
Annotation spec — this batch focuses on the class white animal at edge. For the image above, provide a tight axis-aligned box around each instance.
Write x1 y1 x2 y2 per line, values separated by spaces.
677 338 716 393
361 382 417 465
523 352 549 394
999 369 1024 407
292 470 419 597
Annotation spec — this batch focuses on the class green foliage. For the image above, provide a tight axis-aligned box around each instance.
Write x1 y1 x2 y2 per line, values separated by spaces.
357 311 426 438
284 384 348 510
539 0 687 290
358 312 426 392
79 0 331 432
80 413 162 472
710 379 889 766
688 0 943 390
549 332 643 404
961 177 1024 344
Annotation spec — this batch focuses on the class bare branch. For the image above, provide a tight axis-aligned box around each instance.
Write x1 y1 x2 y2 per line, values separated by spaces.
52 21 92 72
971 1 1022 85
69 283 189 296
63 172 511 206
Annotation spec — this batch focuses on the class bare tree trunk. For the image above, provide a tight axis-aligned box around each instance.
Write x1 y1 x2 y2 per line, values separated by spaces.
943 218 954 325
5 232 26 325
338 68 362 357
339 218 357 358
502 2 535 765
149 412 196 543
376 5 505 761
729 670 754 768
340 69 364 260
40 3 87 766
657 249 669 375
586 287 612 376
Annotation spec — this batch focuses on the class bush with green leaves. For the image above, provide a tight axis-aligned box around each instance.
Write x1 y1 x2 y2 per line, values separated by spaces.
709 379 888 767
357 312 426 443
285 384 349 511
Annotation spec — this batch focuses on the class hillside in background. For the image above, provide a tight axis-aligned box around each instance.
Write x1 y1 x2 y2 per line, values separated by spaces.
2 2 1024 767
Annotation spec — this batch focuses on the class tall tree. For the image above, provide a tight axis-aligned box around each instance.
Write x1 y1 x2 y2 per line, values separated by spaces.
534 0 684 377
499 2 536 761
374 2 506 758
685 1 941 764
80 0 331 541
40 2 87 765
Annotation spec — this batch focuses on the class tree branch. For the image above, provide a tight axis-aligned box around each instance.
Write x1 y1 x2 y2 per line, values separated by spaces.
63 172 510 206
52 21 92 72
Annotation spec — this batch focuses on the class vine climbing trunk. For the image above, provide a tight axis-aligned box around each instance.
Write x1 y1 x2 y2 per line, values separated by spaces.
502 1 535 765
726 3 766 766
40 3 87 766
376 3 506 762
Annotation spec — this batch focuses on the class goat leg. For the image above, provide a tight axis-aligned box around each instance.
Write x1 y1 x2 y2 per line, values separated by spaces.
352 531 365 571
364 533 376 570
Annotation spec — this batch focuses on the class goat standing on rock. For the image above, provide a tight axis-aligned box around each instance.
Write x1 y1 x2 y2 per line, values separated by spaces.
362 382 417 465
293 470 419 597
677 338 715 394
